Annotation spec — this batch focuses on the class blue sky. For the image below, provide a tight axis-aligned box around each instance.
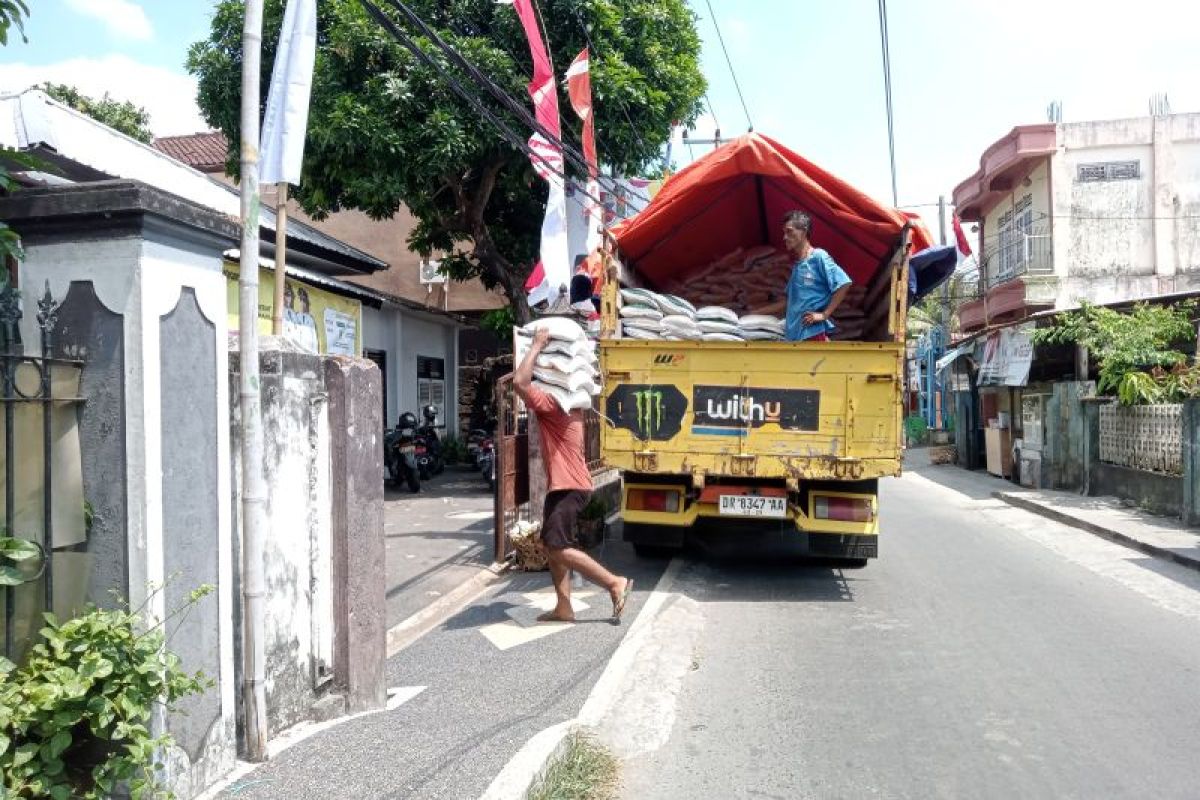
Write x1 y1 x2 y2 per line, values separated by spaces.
2 0 1197 235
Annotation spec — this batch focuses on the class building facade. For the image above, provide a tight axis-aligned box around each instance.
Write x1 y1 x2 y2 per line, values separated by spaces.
953 113 1200 333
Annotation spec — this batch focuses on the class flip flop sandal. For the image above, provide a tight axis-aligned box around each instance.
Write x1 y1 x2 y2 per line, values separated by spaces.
611 578 634 624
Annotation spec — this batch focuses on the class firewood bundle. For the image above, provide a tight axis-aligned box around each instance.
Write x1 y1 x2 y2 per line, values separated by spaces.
510 520 549 571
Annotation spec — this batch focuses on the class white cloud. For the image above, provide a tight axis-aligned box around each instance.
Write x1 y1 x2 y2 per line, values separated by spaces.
0 55 208 136
64 0 154 41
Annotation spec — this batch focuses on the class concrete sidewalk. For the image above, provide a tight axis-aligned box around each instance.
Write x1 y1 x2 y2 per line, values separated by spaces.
994 490 1200 572
209 530 664 800
904 448 1200 572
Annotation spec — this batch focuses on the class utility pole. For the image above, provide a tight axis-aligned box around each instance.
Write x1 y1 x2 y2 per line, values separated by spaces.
938 195 948 319
937 195 948 429
239 0 269 763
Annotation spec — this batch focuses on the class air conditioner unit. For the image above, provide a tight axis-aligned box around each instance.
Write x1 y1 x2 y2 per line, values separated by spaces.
419 258 446 285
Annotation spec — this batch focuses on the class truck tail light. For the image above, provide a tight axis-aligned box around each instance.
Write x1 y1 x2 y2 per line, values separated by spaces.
813 495 874 523
627 488 681 513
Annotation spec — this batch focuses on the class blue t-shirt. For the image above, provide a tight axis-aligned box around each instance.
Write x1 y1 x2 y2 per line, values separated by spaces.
785 248 852 341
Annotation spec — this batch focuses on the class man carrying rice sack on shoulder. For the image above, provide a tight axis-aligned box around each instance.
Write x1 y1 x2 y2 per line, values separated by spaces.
782 210 852 342
515 325 633 624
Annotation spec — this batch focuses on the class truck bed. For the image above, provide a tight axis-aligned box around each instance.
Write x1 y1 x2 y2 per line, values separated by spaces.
600 339 903 483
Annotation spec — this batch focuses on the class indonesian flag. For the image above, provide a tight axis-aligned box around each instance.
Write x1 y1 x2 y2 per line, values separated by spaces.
566 48 602 255
952 213 973 263
503 0 570 306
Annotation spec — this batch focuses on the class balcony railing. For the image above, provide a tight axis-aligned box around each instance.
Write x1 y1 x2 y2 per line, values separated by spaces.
984 233 1053 288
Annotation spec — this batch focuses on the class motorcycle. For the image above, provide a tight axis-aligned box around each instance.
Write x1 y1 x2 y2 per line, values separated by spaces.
476 435 495 491
386 412 421 493
415 405 445 480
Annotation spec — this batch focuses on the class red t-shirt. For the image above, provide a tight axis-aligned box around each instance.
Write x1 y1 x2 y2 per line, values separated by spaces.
521 385 593 493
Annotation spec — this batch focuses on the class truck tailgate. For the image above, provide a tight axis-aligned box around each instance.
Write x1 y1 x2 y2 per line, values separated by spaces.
600 340 903 482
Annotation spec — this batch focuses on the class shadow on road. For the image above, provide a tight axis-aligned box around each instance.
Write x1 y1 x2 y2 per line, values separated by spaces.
675 556 860 603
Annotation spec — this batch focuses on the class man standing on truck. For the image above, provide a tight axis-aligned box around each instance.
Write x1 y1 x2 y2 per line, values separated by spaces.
516 328 633 623
782 210 853 341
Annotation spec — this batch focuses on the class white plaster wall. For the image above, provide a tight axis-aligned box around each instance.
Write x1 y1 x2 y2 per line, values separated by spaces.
258 363 333 735
1059 141 1155 278
361 304 400 425
400 314 457 435
1049 113 1200 305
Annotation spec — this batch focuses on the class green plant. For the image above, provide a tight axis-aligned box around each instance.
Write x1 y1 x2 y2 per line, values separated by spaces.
904 415 929 445
580 497 609 522
480 306 517 340
0 585 214 798
38 83 153 144
442 434 461 465
1032 300 1198 403
0 534 41 587
525 731 618 800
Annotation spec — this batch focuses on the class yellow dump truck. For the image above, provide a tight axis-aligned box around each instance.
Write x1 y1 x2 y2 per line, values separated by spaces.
598 134 938 562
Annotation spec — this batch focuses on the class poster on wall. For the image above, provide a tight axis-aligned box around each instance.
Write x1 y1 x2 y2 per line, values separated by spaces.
977 325 1034 387
323 309 357 356
223 261 362 355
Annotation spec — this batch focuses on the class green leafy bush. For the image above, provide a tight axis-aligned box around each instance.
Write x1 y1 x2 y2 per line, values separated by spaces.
0 585 213 799
904 415 929 445
0 534 41 587
1032 301 1199 404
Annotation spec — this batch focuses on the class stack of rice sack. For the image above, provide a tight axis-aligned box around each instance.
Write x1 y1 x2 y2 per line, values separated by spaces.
657 243 875 342
519 318 600 412
617 287 786 342
618 288 702 340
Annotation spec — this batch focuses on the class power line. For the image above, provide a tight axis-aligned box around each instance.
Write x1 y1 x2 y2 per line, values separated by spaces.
876 0 898 206
358 0 604 213
701 0 753 132
374 0 652 207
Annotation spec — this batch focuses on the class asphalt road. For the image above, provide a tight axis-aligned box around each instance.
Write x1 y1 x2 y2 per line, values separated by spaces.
384 467 496 627
614 463 1200 800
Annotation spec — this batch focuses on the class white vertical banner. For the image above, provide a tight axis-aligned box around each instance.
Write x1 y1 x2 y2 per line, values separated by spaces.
259 0 317 186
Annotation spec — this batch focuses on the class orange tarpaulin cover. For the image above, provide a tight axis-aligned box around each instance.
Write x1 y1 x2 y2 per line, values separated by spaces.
612 133 934 289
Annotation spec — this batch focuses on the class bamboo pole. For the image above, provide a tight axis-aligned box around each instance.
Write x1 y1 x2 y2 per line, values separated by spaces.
272 183 289 335
239 0 269 763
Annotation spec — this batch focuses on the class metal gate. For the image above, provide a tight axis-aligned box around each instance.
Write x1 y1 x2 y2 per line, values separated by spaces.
0 281 84 662
493 374 529 562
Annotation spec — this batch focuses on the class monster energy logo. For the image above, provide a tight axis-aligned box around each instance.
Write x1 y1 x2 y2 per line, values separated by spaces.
634 389 664 435
607 384 686 441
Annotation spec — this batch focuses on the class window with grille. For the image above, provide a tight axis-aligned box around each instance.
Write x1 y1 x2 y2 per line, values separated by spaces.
1077 160 1140 182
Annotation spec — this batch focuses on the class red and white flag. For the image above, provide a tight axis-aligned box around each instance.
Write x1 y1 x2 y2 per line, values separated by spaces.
566 48 601 254
952 213 973 264
503 0 569 306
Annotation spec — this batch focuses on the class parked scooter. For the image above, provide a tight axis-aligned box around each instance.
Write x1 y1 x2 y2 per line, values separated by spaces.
386 412 421 492
415 405 445 480
476 435 495 491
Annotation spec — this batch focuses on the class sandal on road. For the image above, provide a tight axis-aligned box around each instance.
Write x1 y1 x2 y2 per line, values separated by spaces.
537 611 575 623
611 578 633 624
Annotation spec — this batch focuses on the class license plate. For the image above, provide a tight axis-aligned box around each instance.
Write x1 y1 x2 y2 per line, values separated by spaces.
400 446 415 454
719 495 787 518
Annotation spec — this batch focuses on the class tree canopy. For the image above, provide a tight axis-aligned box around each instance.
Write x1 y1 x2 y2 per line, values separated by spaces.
187 0 706 319
39 83 153 144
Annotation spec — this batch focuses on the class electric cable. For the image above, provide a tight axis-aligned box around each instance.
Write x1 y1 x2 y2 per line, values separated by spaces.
701 0 753 131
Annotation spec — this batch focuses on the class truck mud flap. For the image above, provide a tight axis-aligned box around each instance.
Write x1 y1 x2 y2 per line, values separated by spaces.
807 533 878 560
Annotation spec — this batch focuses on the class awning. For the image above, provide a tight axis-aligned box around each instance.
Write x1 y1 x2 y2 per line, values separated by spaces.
936 342 974 373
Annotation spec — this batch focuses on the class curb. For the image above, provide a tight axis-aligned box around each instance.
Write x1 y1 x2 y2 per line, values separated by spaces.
478 557 685 800
993 491 1200 573
387 561 510 657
